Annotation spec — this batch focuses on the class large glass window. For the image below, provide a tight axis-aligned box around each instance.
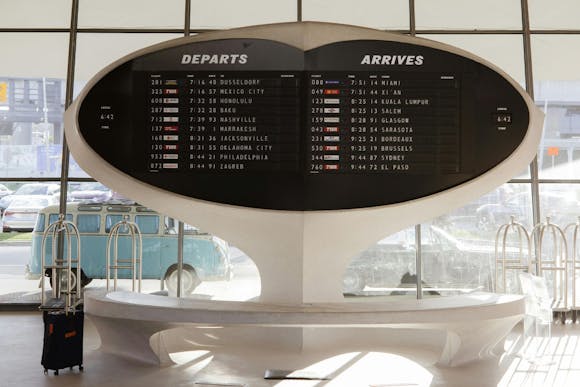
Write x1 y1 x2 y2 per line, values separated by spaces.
78 0 185 29
422 183 532 294
538 184 580 228
417 34 529 182
343 226 417 296
0 34 67 179
70 33 182 178
74 33 182 86
418 34 526 87
0 180 63 303
0 0 71 28
532 36 580 180
415 0 522 30
343 183 533 298
2 0 578 305
529 0 580 30
303 0 409 30
190 0 297 29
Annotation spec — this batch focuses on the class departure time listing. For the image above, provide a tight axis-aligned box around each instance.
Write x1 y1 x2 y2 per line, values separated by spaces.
146 72 301 173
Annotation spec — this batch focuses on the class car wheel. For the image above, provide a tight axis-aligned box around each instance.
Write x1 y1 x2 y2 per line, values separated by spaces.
45 269 91 290
47 269 76 291
164 264 201 296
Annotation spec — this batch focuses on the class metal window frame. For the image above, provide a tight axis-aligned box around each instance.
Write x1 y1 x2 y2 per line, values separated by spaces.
1 0 579 300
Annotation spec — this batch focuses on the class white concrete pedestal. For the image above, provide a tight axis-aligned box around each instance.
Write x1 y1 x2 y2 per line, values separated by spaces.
85 291 524 367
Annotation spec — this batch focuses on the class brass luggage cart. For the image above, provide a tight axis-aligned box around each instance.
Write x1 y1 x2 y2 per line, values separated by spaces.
495 216 533 294
565 217 580 322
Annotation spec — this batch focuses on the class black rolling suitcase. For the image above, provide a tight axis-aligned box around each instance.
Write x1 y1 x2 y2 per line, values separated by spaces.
41 310 84 375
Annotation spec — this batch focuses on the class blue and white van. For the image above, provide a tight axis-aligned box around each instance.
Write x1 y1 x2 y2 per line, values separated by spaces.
28 203 233 294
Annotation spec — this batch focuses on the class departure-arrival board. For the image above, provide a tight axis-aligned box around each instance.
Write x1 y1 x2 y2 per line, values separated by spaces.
77 37 530 210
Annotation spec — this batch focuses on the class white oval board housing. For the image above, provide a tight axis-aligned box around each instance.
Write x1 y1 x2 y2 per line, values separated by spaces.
65 22 543 302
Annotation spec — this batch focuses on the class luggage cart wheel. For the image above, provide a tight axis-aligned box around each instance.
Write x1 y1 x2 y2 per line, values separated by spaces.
561 312 567 325
54 370 59 376
44 369 48 375
79 365 84 372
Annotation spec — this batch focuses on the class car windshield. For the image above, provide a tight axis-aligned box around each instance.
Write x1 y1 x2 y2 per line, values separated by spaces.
14 185 48 195
8 197 49 208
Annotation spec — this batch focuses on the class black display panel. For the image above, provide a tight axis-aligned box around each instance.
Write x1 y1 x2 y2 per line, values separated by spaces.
78 38 530 210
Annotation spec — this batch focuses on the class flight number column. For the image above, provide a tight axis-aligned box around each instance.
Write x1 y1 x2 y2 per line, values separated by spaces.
308 75 343 173
147 75 182 172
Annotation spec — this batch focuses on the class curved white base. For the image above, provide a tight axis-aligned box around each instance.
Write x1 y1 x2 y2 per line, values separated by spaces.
85 291 524 367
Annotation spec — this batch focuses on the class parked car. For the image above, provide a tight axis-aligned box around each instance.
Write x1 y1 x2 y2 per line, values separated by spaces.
475 191 580 231
343 226 495 294
0 183 60 215
2 195 57 232
68 182 112 203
